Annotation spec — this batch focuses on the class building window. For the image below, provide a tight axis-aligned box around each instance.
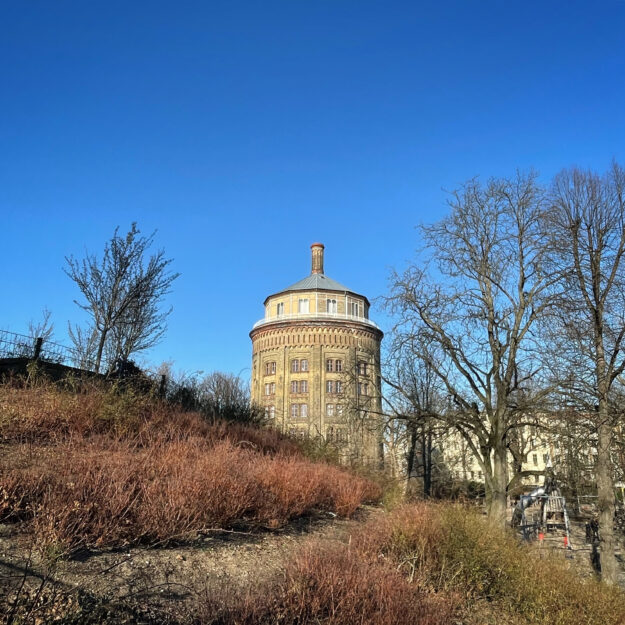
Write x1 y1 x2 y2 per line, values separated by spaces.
336 381 342 394
276 302 284 316
298 298 309 313
327 298 337 313
336 404 343 416
358 361 368 376
335 359 342 372
350 301 359 317
265 405 275 419
326 403 334 417
329 427 347 443
543 453 548 465
326 359 334 372
532 453 538 466
265 382 275 396
326 380 334 393
265 361 276 375
291 403 308 418
291 359 307 373
291 380 308 393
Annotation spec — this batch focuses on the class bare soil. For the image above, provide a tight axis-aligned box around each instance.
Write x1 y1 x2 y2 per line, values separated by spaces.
0 507 379 624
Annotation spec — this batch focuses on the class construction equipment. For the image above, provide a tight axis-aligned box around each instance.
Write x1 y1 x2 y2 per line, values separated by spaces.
511 457 573 549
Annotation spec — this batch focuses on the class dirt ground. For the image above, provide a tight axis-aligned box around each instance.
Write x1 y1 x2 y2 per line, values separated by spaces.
0 508 377 624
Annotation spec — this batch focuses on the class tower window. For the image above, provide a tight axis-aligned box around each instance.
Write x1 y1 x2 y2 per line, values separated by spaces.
276 302 284 316
326 380 334 393
291 360 299 373
335 359 342 372
298 299 309 313
336 381 342 394
300 359 308 372
358 361 368 376
326 359 334 372
326 403 334 417
327 298 337 313
290 380 308 394
350 302 360 317
265 383 275 396
265 361 276 375
291 404 308 418
265 405 275 419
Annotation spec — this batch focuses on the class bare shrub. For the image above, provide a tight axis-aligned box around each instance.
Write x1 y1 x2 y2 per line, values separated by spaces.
0 436 380 555
198 541 457 625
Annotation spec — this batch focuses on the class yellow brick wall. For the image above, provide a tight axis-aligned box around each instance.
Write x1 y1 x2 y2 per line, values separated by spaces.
250 319 382 465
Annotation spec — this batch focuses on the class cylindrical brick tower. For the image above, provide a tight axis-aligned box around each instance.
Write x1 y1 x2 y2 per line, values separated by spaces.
250 243 384 466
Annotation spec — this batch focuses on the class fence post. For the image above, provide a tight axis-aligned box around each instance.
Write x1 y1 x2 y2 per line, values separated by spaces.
33 337 43 360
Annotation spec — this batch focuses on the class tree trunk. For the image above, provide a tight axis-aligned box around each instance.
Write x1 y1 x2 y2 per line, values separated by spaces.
95 330 107 374
596 417 617 584
488 443 509 527
423 427 432 497
406 422 420 500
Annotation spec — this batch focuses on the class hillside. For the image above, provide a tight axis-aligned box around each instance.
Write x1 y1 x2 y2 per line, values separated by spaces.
1 379 625 624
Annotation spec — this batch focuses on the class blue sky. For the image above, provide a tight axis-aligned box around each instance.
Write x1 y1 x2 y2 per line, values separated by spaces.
2 1 625 379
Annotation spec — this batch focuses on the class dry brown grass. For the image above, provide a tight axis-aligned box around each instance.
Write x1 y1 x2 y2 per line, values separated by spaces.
0 378 300 455
0 381 380 555
198 539 458 625
197 503 625 625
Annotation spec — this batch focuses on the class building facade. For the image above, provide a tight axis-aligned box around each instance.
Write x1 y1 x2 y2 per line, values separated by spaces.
250 243 384 465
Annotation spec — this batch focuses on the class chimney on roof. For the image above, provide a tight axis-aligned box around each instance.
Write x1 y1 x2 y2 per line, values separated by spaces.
311 242 324 275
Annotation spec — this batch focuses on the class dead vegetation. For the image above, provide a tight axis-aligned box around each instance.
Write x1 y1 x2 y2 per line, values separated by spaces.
1 379 625 624
0 379 380 556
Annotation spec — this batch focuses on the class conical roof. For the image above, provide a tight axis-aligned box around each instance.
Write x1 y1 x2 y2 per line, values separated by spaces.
283 272 351 293
264 243 368 304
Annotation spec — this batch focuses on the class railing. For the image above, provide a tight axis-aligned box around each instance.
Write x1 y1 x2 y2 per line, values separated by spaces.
252 312 381 330
0 329 95 372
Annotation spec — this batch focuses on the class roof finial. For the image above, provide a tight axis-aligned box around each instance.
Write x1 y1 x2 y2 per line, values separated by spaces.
311 242 324 274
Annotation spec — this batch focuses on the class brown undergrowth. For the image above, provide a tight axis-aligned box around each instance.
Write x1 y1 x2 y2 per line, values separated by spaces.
0 380 380 556
198 504 625 625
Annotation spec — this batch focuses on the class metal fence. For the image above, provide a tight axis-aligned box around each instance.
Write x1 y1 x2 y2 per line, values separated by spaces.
0 329 92 371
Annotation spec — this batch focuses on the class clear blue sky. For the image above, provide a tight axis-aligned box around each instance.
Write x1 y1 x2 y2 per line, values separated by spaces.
2 1 625 379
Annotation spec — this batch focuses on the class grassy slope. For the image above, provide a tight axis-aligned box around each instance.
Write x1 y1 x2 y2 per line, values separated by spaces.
2 380 624 624
0 380 380 555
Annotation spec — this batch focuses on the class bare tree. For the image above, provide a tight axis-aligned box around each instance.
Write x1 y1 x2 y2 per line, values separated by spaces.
548 162 625 583
27 308 54 343
65 223 180 373
386 172 558 525
382 337 444 498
